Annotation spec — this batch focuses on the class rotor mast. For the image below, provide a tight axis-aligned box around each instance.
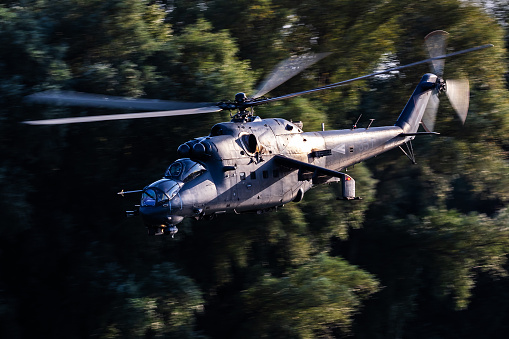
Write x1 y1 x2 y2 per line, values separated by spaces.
218 92 260 122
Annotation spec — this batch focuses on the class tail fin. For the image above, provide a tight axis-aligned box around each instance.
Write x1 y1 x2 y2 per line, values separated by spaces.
395 73 438 133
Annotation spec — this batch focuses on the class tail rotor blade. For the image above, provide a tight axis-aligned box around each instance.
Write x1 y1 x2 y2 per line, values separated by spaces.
446 79 469 124
422 87 440 132
425 30 449 76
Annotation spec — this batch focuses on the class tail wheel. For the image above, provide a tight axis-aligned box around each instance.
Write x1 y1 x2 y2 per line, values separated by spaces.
293 188 304 203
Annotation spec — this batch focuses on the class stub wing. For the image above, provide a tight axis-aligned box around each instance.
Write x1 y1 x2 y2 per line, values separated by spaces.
274 155 358 199
274 155 344 180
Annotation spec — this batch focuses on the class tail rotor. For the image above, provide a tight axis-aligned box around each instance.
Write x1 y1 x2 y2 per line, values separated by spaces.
444 78 469 124
425 30 448 77
422 30 471 131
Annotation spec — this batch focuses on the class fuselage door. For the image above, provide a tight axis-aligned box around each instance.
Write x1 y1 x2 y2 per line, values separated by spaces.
223 161 238 211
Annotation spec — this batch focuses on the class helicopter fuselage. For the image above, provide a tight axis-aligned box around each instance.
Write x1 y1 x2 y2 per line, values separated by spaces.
139 116 413 235
138 73 441 236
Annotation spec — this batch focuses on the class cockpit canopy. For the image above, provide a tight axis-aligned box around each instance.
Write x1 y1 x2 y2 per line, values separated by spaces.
164 158 206 183
141 159 207 208
141 179 181 207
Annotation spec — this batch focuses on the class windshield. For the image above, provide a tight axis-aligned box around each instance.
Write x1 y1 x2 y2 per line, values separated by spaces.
141 179 180 207
164 159 206 183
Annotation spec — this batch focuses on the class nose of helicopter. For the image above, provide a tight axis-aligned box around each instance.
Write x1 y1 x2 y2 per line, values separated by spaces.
139 205 184 225
139 179 185 235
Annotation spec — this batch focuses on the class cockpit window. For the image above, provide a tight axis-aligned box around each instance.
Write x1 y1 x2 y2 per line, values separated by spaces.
165 159 206 183
141 180 180 207
165 183 180 201
182 163 206 183
141 189 157 207
168 162 183 177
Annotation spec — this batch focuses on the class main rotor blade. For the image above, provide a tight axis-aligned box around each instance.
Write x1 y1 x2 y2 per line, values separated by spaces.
446 79 469 124
25 90 214 111
425 30 448 77
253 52 331 98
23 106 223 125
249 44 493 107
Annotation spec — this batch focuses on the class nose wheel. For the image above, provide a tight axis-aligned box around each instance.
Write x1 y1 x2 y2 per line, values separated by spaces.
147 225 178 238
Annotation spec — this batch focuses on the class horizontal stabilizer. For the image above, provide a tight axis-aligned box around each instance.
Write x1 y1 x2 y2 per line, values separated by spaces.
399 132 440 136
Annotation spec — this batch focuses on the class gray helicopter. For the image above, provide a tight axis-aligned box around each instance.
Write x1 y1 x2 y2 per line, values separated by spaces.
24 31 492 237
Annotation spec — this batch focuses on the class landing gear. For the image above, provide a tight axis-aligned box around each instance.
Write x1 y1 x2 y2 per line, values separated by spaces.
168 226 178 238
399 140 417 164
147 225 178 238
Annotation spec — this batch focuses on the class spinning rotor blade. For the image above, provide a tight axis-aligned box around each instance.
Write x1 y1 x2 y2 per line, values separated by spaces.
23 90 220 125
23 106 222 125
421 30 447 132
23 39 491 125
422 87 440 132
425 30 448 76
248 44 493 107
446 79 469 124
25 90 214 111
253 52 331 98
423 31 470 126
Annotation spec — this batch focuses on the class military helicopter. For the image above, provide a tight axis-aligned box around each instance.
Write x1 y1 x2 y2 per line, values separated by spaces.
24 31 492 237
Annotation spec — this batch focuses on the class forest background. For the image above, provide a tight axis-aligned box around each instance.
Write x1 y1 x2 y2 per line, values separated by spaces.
1 0 509 338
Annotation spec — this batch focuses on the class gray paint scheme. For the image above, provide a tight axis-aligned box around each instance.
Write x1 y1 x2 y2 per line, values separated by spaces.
139 74 437 233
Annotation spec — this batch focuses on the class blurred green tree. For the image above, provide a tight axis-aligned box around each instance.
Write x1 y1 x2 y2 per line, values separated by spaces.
242 253 380 338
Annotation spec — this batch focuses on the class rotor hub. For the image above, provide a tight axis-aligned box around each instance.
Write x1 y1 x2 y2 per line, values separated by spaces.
217 93 270 122
235 92 247 103
437 78 447 93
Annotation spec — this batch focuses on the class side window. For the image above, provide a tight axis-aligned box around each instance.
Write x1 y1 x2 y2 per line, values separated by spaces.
250 171 256 179
263 170 269 179
273 169 279 178
183 169 206 183
182 163 207 183
166 162 183 177
240 172 246 180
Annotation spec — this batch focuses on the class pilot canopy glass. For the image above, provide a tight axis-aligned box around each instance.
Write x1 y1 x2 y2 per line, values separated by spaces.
141 179 180 207
164 158 206 183
142 159 207 207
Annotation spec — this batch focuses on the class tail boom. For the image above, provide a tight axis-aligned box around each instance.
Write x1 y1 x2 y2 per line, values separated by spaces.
395 73 438 133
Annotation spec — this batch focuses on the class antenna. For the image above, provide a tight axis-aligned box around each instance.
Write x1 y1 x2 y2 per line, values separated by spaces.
352 114 362 129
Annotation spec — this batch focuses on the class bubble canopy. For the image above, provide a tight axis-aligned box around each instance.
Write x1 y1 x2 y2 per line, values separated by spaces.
141 179 180 207
140 159 207 207
164 158 206 183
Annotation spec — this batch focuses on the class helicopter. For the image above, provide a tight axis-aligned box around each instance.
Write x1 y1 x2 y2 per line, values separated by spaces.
24 31 493 237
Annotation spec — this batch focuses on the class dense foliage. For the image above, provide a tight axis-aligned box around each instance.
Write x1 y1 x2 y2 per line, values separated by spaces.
1 0 508 338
